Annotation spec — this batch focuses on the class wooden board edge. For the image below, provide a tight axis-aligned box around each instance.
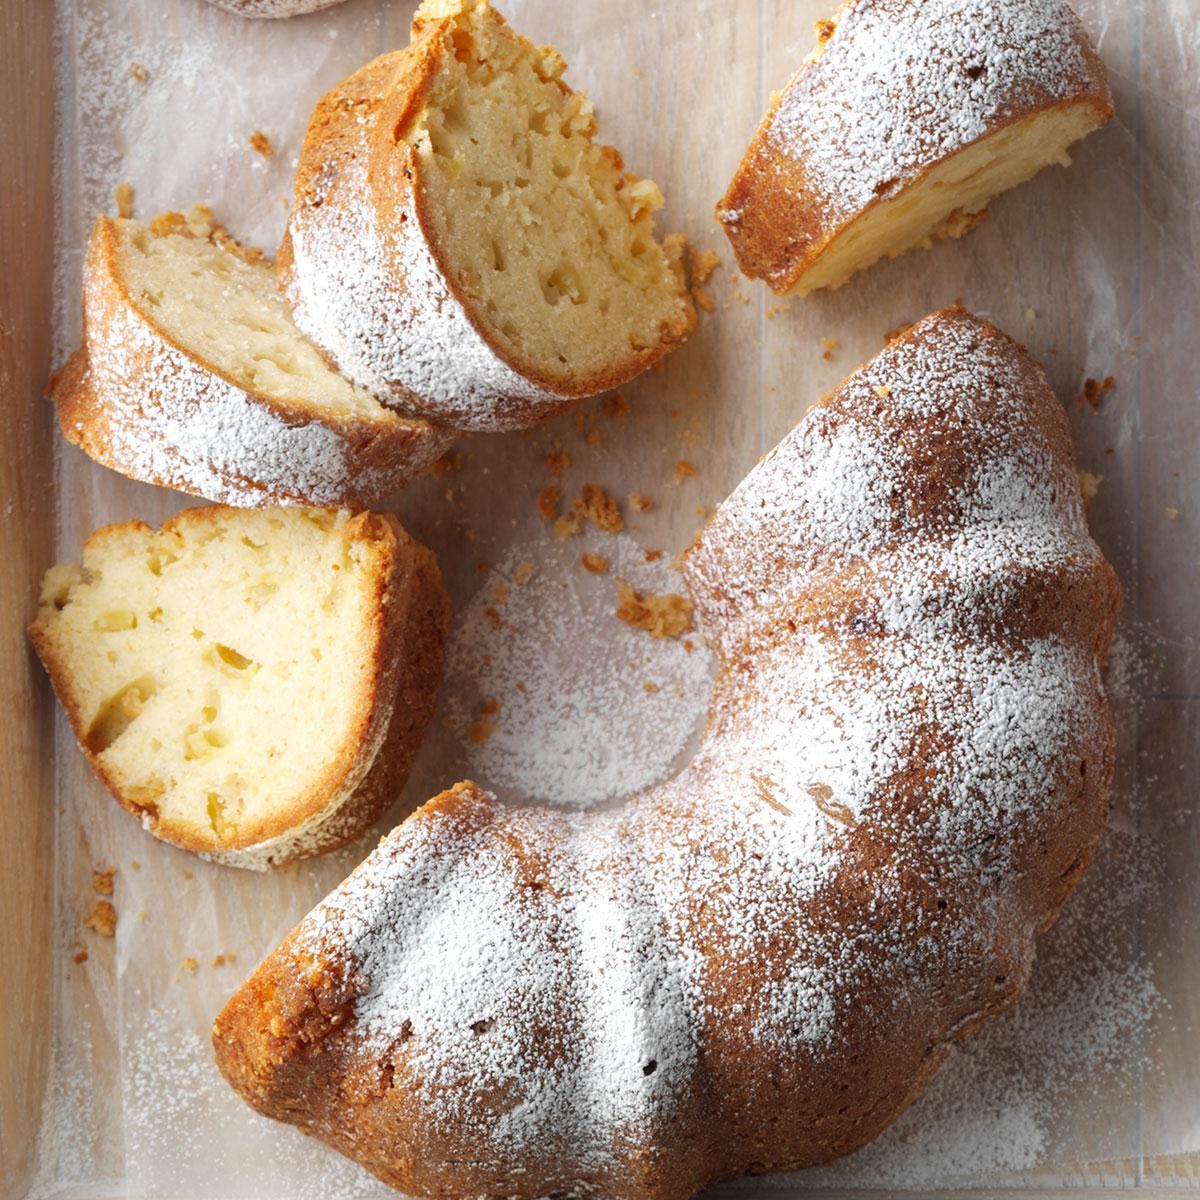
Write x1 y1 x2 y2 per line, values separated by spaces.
0 0 59 1195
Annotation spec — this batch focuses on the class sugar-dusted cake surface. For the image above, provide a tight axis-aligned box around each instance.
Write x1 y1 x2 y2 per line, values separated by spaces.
281 0 695 432
214 309 1121 1194
719 0 1114 296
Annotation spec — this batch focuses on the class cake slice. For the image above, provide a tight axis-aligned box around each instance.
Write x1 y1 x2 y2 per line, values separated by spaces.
30 505 451 869
718 0 1114 296
53 207 452 509
280 0 696 431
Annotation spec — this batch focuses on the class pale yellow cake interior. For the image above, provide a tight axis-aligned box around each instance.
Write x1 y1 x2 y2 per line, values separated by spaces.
36 508 388 851
410 0 693 380
117 210 390 420
791 103 1106 297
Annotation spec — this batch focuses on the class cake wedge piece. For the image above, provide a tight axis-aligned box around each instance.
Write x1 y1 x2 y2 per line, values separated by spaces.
54 207 452 509
718 0 1113 296
280 0 696 431
30 505 450 869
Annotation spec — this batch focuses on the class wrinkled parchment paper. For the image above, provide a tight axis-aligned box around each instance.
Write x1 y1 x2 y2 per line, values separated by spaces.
31 0 1200 1194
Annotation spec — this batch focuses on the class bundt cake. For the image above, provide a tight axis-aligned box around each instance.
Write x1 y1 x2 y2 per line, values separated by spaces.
718 0 1114 296
212 308 1121 1194
53 207 452 509
279 0 696 432
29 505 451 869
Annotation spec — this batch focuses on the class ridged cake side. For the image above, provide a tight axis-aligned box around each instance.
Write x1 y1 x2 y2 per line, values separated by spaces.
214 309 1121 1196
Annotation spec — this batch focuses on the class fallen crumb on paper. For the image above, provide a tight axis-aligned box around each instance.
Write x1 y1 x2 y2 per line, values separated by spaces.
84 901 116 938
577 484 624 534
1078 374 1116 408
629 492 653 512
1165 507 1180 520
614 578 695 640
181 957 198 974
114 181 134 218
1079 470 1103 502
544 450 570 478
128 61 149 83
580 552 610 574
673 459 699 485
538 485 562 521
248 130 273 157
92 868 114 896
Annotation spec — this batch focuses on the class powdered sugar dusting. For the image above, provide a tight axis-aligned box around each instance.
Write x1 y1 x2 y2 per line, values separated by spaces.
285 76 568 432
432 535 713 808
768 0 1096 217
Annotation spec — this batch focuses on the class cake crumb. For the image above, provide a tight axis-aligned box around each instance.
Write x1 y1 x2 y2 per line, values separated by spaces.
606 394 631 419
554 509 582 539
181 957 198 974
131 859 140 870
1165 507 1180 520
629 492 654 512
85 901 116 938
492 582 509 605
614 579 695 639
467 700 498 744
673 460 699 484
92 868 114 896
537 485 562 521
688 247 721 313
815 17 836 41
1079 470 1103 502
1078 375 1116 409
544 451 570 478
586 428 602 448
1025 307 1038 322
182 870 193 880
212 954 227 968
483 605 502 629
874 384 892 398
643 681 660 694
644 549 663 562
513 560 537 585
578 484 624 534
581 552 610 575
129 62 149 83
821 337 839 360
115 181 134 219
249 130 274 158
73 945 89 965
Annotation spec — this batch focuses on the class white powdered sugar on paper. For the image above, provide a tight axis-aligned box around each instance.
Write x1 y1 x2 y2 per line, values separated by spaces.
432 535 713 808
767 0 1095 217
204 0 350 16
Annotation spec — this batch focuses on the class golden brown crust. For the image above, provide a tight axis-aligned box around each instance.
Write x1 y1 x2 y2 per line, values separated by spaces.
28 506 451 868
54 214 453 509
211 309 1123 1194
718 0 1115 295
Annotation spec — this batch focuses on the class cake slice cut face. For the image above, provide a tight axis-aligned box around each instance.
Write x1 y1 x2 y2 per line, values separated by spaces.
214 310 1122 1198
30 506 450 869
718 0 1114 296
54 208 451 509
281 0 695 431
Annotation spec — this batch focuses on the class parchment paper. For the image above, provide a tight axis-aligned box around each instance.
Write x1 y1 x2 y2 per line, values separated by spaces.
31 0 1200 1194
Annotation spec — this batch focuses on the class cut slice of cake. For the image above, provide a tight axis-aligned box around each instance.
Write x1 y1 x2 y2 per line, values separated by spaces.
718 0 1114 297
280 0 696 431
30 505 451 869
54 207 452 509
